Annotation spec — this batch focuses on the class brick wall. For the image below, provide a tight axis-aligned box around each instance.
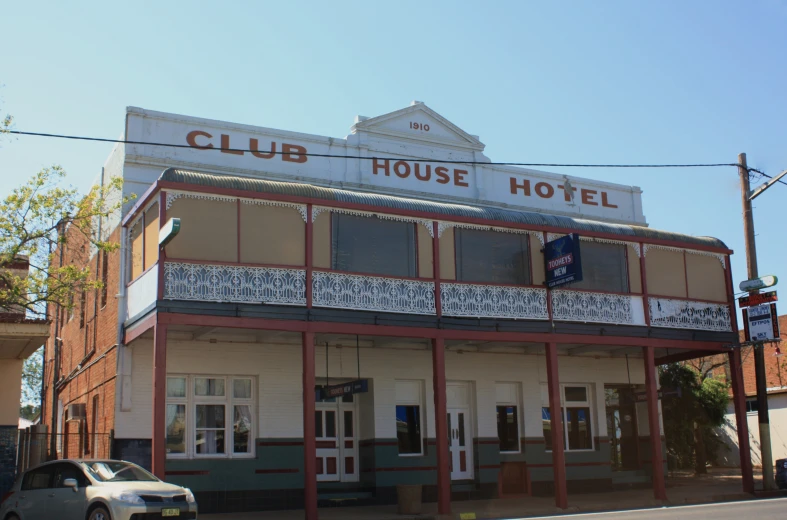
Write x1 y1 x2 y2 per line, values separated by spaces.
41 225 122 460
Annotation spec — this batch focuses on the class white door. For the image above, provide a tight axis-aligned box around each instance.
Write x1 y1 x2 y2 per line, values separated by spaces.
447 408 473 480
316 395 359 482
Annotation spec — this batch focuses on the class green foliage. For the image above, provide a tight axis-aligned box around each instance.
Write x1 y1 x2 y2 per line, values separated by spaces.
0 165 129 317
21 347 43 405
19 404 39 421
660 363 731 471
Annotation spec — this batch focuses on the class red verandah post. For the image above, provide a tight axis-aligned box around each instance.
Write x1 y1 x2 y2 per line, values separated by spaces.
302 332 318 520
643 346 667 500
729 347 755 493
545 341 567 509
151 323 168 479
432 337 451 514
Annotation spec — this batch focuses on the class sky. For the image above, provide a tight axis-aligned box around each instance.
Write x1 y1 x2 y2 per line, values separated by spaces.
2 0 786 321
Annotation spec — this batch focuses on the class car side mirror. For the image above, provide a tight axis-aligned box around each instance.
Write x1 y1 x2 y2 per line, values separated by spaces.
64 478 79 492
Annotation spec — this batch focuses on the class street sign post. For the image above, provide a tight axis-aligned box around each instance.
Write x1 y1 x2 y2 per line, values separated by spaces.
742 303 780 342
739 275 778 292
738 290 778 309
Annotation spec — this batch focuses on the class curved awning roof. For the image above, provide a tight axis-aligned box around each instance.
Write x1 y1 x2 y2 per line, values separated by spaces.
157 168 728 250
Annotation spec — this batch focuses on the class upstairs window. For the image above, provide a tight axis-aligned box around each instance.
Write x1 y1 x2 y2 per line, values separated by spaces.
571 242 629 293
331 214 416 278
455 229 530 285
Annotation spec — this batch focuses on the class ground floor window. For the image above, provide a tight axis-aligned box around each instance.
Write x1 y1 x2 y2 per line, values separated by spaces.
395 380 423 455
166 375 255 459
541 384 594 451
496 382 522 453
745 398 759 414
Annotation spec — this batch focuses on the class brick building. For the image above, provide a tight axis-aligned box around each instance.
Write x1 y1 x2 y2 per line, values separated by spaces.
717 315 787 467
41 103 755 516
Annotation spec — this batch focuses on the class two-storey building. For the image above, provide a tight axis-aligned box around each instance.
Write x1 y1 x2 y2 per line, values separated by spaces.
43 102 754 516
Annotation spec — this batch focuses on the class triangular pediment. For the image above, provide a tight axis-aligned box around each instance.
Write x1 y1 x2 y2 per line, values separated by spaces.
350 102 485 151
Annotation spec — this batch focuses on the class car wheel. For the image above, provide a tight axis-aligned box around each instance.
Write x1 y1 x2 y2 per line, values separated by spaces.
87 506 111 520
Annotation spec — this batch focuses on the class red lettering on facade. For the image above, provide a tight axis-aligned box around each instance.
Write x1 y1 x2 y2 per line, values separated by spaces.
535 182 555 199
510 177 531 196
250 139 276 159
282 144 308 163
414 163 431 181
373 159 390 176
581 189 598 206
220 134 244 155
394 161 411 178
186 130 213 150
601 192 618 208
435 167 450 184
453 169 469 187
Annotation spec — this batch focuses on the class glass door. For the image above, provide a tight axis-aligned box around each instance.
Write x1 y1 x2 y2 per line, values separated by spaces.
605 387 640 471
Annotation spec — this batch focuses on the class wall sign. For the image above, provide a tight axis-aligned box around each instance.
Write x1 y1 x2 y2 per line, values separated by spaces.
742 303 780 342
738 290 777 308
544 233 583 289
316 379 369 401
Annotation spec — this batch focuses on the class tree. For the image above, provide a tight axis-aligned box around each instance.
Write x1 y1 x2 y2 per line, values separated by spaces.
19 404 39 421
660 363 730 473
21 346 42 404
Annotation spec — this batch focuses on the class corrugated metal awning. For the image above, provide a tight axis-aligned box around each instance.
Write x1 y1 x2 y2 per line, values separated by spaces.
158 168 728 250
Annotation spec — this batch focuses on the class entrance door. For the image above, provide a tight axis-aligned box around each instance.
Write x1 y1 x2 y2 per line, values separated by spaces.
447 408 473 480
316 394 359 482
605 387 640 471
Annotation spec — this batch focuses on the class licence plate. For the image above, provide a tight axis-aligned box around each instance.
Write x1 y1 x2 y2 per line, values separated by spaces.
162 508 180 517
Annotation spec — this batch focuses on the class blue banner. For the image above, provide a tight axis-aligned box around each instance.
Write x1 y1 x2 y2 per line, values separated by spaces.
544 233 583 289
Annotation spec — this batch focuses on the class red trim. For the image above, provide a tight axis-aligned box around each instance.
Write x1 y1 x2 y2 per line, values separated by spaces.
644 346 667 501
236 199 242 262
413 222 420 277
306 204 313 308
165 470 209 476
729 348 754 493
363 466 437 472
478 464 501 469
646 293 727 305
312 267 427 283
121 180 161 227
124 312 157 344
655 349 723 365
157 191 167 301
164 258 303 270
432 337 451 515
527 461 610 468
255 468 299 474
157 312 731 351
316 440 336 449
640 242 650 327
724 256 739 334
546 342 567 509
154 181 734 255
257 441 304 447
151 322 168 479
544 233 553 322
302 332 317 520
432 222 442 317
126 263 158 288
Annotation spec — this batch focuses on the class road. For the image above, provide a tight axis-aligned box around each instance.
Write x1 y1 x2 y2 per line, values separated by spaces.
522 497 787 519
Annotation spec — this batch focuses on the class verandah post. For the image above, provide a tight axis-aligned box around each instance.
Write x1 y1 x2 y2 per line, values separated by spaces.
643 346 667 500
432 337 451 514
302 332 318 520
151 322 168 479
545 341 567 509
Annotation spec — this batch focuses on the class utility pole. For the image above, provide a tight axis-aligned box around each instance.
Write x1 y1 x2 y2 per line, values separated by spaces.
738 152 774 490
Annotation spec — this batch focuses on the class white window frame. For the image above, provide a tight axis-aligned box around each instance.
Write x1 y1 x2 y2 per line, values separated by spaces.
495 382 522 454
541 383 595 453
166 374 256 460
395 380 424 457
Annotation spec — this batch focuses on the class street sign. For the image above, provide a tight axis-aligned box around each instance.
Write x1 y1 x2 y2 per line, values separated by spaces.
158 217 181 247
742 303 780 342
739 275 778 292
544 233 583 289
738 290 778 308
316 379 369 401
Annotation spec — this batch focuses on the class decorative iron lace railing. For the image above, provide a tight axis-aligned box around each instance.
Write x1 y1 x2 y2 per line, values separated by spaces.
648 297 731 332
440 283 548 320
312 271 435 315
551 290 640 325
163 262 306 305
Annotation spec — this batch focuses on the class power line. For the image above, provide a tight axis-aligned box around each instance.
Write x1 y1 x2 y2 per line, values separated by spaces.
8 129 745 169
749 167 787 188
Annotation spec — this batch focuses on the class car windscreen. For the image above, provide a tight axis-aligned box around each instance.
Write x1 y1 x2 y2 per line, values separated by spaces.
82 461 158 482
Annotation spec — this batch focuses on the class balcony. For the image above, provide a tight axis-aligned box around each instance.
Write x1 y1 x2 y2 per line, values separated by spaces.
126 261 731 333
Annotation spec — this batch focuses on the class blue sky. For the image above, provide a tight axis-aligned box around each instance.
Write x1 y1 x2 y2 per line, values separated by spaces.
2 1 786 317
